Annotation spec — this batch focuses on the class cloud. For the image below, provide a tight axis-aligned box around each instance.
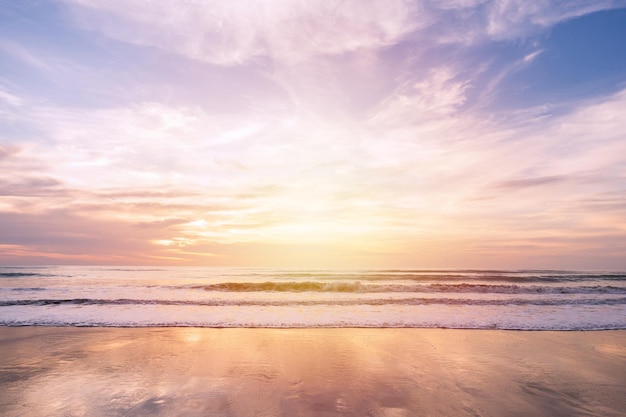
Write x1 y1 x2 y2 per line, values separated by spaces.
0 144 21 160
495 175 567 189
62 0 422 65
356 79 626 253
61 0 626 68
0 209 182 264
0 86 26 108
7 101 243 191
0 38 54 72
135 218 190 230
2 86 625 265
425 0 626 44
0 177 64 197
369 66 471 126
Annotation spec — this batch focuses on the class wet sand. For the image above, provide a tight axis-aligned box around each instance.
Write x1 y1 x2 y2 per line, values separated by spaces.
1 327 625 416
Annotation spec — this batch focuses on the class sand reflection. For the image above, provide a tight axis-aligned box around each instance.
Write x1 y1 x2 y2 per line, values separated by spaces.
1 327 625 416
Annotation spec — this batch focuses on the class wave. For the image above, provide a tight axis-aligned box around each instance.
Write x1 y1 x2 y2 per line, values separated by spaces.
0 272 46 278
85 268 167 272
4 297 626 307
213 270 626 284
186 281 626 294
271 273 564 283
193 281 367 292
426 283 626 294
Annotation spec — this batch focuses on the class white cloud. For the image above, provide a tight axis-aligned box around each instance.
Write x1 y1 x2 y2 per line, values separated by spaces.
2 85 625 265
27 102 242 188
522 49 544 63
424 0 626 44
0 38 54 72
369 66 470 127
357 69 626 244
461 89 626 227
0 86 25 107
485 0 622 40
59 0 626 72
62 0 422 65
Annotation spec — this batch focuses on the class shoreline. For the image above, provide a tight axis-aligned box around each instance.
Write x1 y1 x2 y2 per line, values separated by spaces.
3 325 625 330
1 327 625 416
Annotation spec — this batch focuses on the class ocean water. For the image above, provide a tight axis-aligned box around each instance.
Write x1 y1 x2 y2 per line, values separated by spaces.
1 266 625 330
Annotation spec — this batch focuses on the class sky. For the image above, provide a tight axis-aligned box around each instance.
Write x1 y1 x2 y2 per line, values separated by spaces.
1 0 626 269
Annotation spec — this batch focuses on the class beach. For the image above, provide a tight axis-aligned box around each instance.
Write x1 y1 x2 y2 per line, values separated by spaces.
1 327 625 416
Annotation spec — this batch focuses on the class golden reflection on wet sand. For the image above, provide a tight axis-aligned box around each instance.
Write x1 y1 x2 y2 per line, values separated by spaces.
1 327 625 416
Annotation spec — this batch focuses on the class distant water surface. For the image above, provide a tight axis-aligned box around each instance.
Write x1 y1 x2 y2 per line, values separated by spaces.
1 266 625 329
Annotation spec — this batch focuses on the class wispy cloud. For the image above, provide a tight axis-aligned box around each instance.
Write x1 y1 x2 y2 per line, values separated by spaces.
2 79 625 265
0 38 54 72
63 0 422 65
62 0 626 66
422 0 625 43
495 175 568 190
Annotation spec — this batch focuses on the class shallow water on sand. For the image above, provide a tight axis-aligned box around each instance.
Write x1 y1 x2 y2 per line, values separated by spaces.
1 327 625 416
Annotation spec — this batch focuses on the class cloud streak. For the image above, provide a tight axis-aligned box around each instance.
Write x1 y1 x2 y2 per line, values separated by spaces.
61 0 626 65
63 0 422 65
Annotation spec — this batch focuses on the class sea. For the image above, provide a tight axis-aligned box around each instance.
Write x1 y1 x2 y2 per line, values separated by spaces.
1 266 625 330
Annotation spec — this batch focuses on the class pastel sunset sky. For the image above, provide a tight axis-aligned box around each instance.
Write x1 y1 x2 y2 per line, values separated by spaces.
1 1 626 268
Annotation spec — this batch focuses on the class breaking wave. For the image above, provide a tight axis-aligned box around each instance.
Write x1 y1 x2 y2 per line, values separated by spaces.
186 281 626 295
